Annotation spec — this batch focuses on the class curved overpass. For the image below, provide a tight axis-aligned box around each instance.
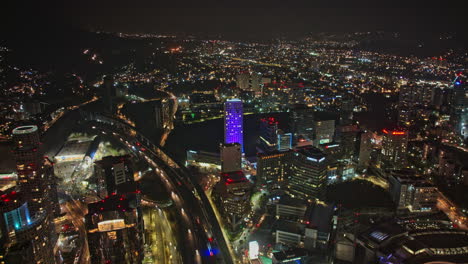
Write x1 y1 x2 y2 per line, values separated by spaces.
79 111 234 264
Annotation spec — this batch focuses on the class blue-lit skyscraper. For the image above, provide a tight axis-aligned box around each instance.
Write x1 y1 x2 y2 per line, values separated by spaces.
224 99 244 152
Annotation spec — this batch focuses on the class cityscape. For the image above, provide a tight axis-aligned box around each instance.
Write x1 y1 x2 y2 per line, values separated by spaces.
1 2 468 264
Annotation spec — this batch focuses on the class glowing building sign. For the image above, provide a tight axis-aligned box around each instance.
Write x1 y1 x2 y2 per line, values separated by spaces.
97 219 126 232
383 129 406 135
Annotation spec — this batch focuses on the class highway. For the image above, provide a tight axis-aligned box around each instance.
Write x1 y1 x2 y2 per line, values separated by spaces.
142 206 183 263
61 199 90 264
437 190 468 230
84 115 235 264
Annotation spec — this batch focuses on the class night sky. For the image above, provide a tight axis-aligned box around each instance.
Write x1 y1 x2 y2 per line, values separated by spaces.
3 0 466 37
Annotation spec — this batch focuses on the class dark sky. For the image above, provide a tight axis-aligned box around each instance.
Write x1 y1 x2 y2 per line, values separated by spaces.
3 0 467 37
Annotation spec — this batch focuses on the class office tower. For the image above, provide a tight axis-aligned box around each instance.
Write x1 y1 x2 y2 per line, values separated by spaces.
277 130 292 151
224 99 244 151
290 105 314 140
258 117 278 153
398 82 434 126
212 171 253 231
399 82 433 107
86 193 144 264
381 128 408 169
94 155 137 197
155 98 174 130
220 143 242 173
288 147 327 201
257 151 292 191
339 98 354 125
358 131 374 170
388 170 438 212
0 125 57 263
103 75 116 113
313 120 335 146
450 74 468 139
336 125 360 160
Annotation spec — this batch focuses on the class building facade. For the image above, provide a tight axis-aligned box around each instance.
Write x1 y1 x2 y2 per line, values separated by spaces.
381 128 408 169
287 147 327 201
224 99 244 152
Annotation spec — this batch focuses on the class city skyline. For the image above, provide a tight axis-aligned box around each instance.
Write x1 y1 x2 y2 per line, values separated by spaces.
1 5 468 264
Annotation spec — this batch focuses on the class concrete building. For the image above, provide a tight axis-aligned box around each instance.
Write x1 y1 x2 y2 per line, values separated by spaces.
258 117 279 153
257 151 292 191
288 147 327 201
381 128 408 169
388 169 438 212
212 171 253 232
220 143 242 173
277 130 292 151
290 105 315 141
313 120 335 146
94 155 137 198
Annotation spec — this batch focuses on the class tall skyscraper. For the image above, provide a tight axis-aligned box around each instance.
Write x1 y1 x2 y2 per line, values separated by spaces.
155 98 174 130
336 125 360 160
381 128 408 169
450 74 468 139
220 143 242 173
0 125 58 263
257 151 292 191
313 119 335 146
288 147 327 201
358 131 374 170
224 99 244 152
258 117 279 153
290 105 314 140
277 130 293 151
398 82 434 126
399 82 433 107
103 75 116 113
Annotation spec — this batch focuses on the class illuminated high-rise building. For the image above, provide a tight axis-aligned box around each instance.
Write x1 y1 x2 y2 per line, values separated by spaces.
358 131 374 170
288 147 327 201
381 128 408 169
0 125 58 263
155 98 174 130
313 119 335 146
258 117 278 153
388 169 438 212
224 99 244 152
450 74 468 139
277 130 293 151
257 151 292 191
